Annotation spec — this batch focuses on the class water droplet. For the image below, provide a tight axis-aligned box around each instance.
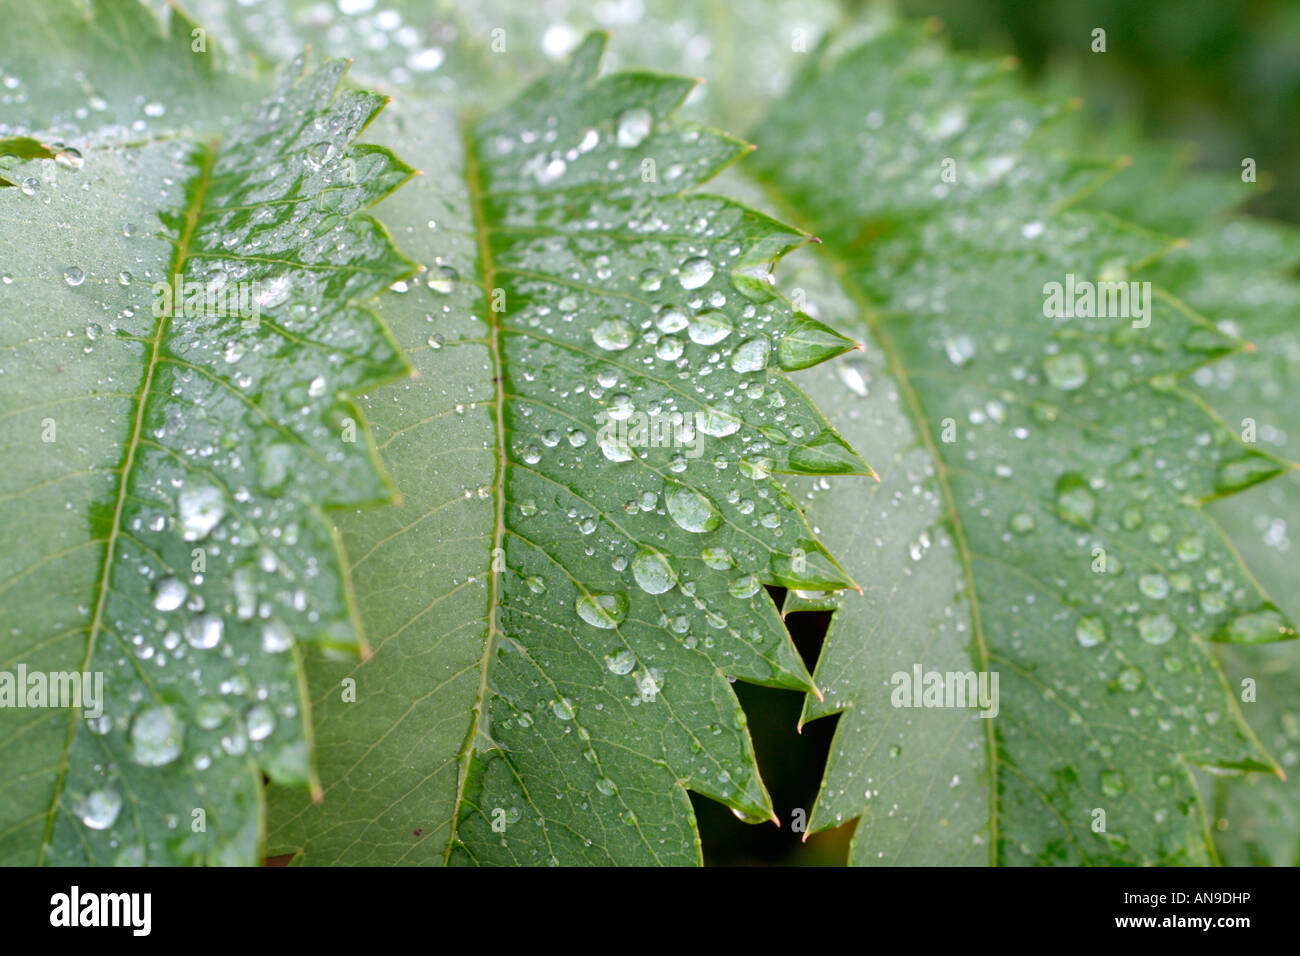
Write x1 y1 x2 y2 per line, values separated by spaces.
944 333 975 366
427 265 458 294
1139 573 1169 599
631 547 676 594
54 147 83 170
576 592 629 629
152 576 187 611
131 705 183 766
656 336 684 360
592 317 635 351
1054 473 1096 526
245 704 275 741
656 306 689 333
1075 615 1107 648
1176 536 1205 562
728 574 761 599
1100 770 1126 796
664 481 721 533
730 337 769 372
185 613 223 649
551 697 576 720
1138 613 1176 646
178 485 226 541
1008 512 1035 535
616 108 653 148
605 650 636 675
261 619 292 653
688 310 732 345
63 266 85 287
678 257 714 290
1213 606 1290 644
77 788 122 830
1044 352 1089 390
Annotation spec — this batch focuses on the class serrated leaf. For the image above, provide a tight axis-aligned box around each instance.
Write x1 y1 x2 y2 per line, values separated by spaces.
1074 138 1300 866
0 4 414 864
265 34 868 865
748 22 1295 865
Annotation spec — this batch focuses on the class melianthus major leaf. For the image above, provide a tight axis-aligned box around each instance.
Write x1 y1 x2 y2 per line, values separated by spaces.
0 1 414 864
745 22 1296 865
265 33 870 865
1074 135 1300 865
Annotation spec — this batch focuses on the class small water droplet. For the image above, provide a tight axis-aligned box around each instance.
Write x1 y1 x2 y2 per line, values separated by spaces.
616 108 653 148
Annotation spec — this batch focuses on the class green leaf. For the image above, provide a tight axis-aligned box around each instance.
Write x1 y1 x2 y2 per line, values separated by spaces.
748 22 1295 865
0 4 414 864
266 34 868 865
1053 121 1300 866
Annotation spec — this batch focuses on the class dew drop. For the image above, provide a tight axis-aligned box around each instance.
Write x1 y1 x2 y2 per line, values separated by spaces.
576 592 629 629
1044 352 1089 390
592 317 635 351
1075 615 1108 648
152 576 187 611
664 481 721 533
688 310 732 345
631 547 676 594
1138 613 1176 646
616 107 653 148
604 649 636 675
678 257 714 290
77 788 122 830
178 485 226 541
131 705 183 767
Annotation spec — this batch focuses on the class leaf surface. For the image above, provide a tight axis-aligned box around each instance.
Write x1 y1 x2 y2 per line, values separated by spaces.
267 35 869 865
0 2 413 864
749 23 1295 865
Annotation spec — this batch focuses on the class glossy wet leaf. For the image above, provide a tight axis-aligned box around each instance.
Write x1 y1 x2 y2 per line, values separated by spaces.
753 22 1296 865
1075 136 1300 865
0 3 413 864
265 35 868 865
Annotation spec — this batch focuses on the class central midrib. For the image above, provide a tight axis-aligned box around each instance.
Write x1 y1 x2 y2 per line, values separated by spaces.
746 172 1001 865
442 114 505 865
39 139 220 863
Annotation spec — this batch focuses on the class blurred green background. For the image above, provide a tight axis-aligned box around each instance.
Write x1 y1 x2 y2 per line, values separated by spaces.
696 0 1300 865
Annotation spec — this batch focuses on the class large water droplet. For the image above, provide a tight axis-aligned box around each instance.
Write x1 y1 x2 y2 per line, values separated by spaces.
631 547 676 594
178 485 226 541
1138 613 1176 646
185 613 224 649
592 317 635 351
576 592 629 629
678 257 714 290
730 337 769 372
1043 352 1089 390
616 108 653 148
77 788 122 830
246 703 275 741
131 705 183 767
944 333 975 366
1212 606 1291 644
1054 473 1096 526
664 481 721 533
1075 615 1107 648
152 576 187 611
604 649 636 675
688 311 732 345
